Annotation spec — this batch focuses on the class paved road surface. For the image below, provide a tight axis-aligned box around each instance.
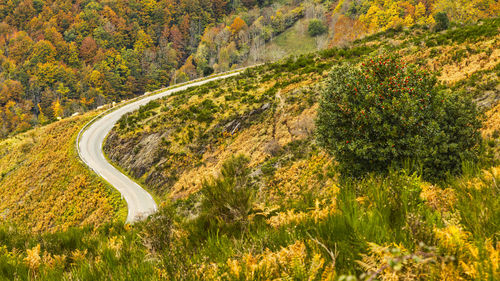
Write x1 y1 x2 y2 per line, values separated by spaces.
78 72 241 222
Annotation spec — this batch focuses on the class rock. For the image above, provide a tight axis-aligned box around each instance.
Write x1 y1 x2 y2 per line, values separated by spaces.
474 90 500 108
249 168 263 178
222 102 272 134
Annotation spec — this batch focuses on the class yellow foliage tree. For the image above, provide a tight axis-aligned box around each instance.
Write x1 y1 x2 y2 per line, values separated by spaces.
133 29 153 54
89 70 103 88
387 3 403 28
52 99 63 118
37 104 48 124
360 5 382 31
414 2 427 25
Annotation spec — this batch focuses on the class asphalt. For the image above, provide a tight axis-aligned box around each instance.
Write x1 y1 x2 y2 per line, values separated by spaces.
77 72 241 222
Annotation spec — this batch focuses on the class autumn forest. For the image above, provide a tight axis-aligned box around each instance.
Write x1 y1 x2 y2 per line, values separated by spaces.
0 0 498 138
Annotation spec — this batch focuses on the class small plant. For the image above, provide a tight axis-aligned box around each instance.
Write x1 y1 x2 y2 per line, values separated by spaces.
197 155 255 233
316 56 482 180
492 129 500 139
140 205 175 255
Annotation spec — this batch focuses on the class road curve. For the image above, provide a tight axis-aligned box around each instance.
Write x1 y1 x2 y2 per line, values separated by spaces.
78 72 241 222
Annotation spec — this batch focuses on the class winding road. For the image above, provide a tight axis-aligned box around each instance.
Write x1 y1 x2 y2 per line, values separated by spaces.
77 71 242 222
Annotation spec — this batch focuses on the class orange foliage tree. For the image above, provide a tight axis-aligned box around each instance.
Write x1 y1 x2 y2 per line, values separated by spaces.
230 17 247 34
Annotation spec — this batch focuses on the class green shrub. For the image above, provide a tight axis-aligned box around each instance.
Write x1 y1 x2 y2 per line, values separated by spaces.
433 12 449 32
308 19 327 37
202 66 214 76
188 99 218 123
444 17 500 44
197 155 255 234
316 57 482 180
311 171 436 274
140 205 175 254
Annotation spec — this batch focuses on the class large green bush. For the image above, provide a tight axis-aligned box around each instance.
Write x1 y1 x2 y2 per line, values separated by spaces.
316 57 482 180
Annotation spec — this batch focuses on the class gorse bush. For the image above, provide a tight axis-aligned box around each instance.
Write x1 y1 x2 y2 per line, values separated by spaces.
140 205 175 255
316 57 482 180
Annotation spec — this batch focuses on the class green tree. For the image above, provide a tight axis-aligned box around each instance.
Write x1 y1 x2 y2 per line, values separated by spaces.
316 57 482 180
433 12 450 32
308 19 327 37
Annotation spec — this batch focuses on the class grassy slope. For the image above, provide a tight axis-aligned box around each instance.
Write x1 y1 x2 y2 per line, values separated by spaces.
0 113 125 232
260 18 329 61
100 18 498 279
0 18 498 280
105 18 500 201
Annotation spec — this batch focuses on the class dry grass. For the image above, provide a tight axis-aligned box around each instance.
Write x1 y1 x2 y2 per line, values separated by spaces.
169 87 320 198
0 113 124 232
482 102 500 137
440 45 500 84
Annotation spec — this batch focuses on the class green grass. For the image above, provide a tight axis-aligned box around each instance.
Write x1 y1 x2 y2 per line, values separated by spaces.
262 18 326 59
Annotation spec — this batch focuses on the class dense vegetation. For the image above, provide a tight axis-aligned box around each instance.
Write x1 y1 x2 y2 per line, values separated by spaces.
78 17 500 280
0 4 498 281
0 0 315 138
0 111 124 232
316 57 481 180
0 0 498 139
105 16 500 199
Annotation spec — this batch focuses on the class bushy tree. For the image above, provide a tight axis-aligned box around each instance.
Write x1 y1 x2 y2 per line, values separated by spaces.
433 12 450 32
316 57 482 180
308 19 327 37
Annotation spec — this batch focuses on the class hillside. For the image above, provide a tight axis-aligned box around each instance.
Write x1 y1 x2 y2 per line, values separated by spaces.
99 18 500 279
0 16 498 281
105 17 500 200
0 112 124 232
0 0 321 138
0 0 498 140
